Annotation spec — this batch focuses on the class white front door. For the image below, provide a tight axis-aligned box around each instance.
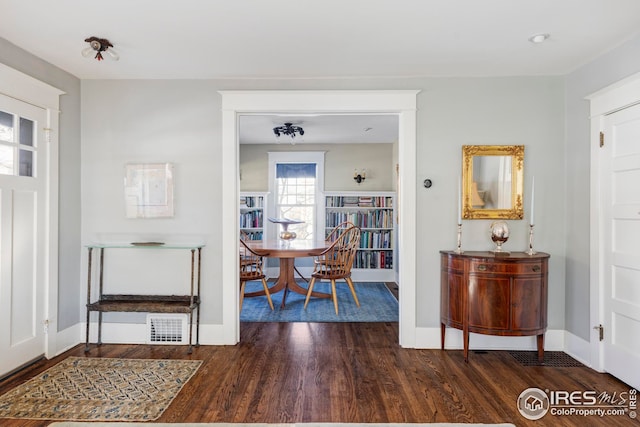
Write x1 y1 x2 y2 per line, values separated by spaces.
0 94 48 376
601 103 640 389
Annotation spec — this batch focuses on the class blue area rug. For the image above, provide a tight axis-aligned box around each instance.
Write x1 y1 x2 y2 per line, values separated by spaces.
240 281 398 322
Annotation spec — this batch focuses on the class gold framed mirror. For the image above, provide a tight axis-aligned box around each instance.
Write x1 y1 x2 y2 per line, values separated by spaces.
462 145 524 219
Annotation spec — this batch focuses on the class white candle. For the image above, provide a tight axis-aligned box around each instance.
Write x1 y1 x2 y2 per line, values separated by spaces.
530 176 535 226
457 178 462 224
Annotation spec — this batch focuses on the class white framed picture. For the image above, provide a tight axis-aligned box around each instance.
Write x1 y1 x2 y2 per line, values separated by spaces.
124 163 174 218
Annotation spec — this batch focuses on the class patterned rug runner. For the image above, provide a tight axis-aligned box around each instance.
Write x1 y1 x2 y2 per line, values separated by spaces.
0 357 202 421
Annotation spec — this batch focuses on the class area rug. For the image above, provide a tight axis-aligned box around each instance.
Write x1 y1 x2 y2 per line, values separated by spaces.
240 281 398 322
0 357 202 421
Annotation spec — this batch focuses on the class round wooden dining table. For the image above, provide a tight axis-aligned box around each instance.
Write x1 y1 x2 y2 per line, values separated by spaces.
244 238 332 308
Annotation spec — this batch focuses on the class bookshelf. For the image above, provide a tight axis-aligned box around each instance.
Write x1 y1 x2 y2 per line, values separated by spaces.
324 191 396 282
240 192 267 240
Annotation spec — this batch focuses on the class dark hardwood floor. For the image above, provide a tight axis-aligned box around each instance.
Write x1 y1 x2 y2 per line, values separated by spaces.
0 322 636 426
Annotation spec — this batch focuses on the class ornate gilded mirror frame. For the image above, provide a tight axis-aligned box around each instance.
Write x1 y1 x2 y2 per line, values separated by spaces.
462 145 524 219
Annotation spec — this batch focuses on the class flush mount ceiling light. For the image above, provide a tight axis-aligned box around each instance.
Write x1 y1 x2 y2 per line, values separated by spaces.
528 33 550 44
82 36 119 61
273 123 304 139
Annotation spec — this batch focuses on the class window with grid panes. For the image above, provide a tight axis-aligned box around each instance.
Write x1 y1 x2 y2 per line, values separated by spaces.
275 163 317 241
0 110 36 177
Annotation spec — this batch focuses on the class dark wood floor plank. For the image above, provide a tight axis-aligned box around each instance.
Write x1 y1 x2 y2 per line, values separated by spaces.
0 322 636 426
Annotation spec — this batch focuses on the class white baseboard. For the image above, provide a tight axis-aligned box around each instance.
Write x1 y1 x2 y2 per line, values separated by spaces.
563 330 594 368
53 323 83 355
83 322 235 346
416 327 566 351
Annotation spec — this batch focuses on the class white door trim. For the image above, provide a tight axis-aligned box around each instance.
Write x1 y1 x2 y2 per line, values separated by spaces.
0 63 64 360
220 90 420 347
587 71 640 372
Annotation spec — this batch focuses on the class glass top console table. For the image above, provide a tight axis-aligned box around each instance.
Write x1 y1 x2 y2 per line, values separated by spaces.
84 243 204 353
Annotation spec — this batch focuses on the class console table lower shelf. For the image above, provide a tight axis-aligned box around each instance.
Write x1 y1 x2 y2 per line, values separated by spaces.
85 295 200 353
440 250 550 363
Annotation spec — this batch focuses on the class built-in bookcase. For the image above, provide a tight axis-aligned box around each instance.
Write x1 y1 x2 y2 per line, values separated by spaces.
239 192 267 240
324 191 396 282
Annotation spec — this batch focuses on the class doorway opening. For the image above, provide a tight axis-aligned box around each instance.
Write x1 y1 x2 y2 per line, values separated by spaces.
220 89 419 347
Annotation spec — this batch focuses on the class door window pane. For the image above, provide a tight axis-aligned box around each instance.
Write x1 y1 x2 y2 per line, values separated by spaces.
0 145 14 175
19 149 33 177
19 117 34 147
0 111 15 142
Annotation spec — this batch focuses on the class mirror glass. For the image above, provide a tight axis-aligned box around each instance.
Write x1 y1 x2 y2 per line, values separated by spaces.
462 145 524 219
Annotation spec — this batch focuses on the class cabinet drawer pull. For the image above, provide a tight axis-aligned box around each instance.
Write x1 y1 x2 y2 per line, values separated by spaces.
477 264 487 271
532 265 541 272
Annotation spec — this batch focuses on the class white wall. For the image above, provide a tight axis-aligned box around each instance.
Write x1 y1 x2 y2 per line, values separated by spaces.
81 76 566 337
240 143 395 192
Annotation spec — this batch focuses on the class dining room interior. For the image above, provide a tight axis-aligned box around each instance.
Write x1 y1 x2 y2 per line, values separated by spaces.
238 113 400 324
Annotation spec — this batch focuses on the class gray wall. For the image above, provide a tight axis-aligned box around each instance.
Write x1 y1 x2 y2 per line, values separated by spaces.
0 38 82 331
564 35 640 340
80 77 566 330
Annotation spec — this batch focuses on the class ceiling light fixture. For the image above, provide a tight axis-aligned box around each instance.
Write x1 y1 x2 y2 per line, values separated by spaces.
82 36 119 61
528 33 549 44
273 123 304 140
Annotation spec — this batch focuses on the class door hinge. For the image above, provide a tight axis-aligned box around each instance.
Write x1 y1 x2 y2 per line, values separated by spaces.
594 324 604 341
599 131 604 148
43 319 50 334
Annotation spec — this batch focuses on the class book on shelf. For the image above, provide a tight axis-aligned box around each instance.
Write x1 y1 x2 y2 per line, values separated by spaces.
358 196 373 207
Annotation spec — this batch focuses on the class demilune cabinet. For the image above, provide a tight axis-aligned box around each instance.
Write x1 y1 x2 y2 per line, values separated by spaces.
240 192 267 240
440 250 550 362
325 191 396 281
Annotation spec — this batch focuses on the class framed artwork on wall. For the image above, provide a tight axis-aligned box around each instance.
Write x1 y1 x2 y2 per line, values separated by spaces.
124 163 174 218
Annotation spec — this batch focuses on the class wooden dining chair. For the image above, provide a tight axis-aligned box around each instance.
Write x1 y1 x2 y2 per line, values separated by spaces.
324 221 356 242
304 225 361 314
239 239 274 311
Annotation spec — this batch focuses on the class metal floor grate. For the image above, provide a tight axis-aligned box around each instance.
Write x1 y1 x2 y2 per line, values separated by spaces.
508 351 586 367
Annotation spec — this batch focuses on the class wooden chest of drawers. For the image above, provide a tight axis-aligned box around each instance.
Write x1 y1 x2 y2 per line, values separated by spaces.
440 250 550 362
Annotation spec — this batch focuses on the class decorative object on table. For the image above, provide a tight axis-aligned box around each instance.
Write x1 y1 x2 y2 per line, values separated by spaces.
490 220 510 253
124 163 174 218
454 178 463 254
268 217 304 240
0 357 202 421
353 169 366 183
82 36 119 61
454 223 463 254
131 241 164 246
526 175 537 255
